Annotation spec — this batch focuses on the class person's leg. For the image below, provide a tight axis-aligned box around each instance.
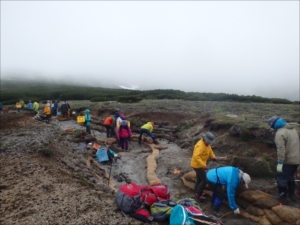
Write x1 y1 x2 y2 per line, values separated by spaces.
286 164 299 201
197 168 207 198
86 125 91 134
138 129 145 144
207 179 225 215
120 138 125 150
105 126 109 138
276 168 288 204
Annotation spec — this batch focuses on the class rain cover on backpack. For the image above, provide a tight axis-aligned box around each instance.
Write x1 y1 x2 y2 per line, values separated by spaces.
170 204 194 225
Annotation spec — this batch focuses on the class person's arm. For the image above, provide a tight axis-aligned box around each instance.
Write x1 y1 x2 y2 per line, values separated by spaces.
226 174 239 210
275 131 286 163
209 147 216 160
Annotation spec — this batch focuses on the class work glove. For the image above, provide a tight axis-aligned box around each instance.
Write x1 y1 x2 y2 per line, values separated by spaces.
203 166 208 170
233 208 240 214
277 162 283 173
212 158 217 161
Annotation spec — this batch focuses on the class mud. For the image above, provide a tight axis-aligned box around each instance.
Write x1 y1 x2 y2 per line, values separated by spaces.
1 102 299 225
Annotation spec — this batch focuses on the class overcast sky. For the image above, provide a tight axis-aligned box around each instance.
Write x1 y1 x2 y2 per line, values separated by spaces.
1 1 299 101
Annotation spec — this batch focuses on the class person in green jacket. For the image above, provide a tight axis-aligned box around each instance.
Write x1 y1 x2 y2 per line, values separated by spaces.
19 100 25 109
33 101 39 113
138 122 158 145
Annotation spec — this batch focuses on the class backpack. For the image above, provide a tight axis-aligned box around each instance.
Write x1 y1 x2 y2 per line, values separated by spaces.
140 184 171 207
172 199 221 225
115 182 142 214
115 183 153 223
176 197 202 211
150 199 177 222
170 204 193 225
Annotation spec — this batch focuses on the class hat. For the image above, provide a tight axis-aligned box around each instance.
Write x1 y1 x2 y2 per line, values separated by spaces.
85 109 90 113
242 173 251 188
268 116 279 128
202 132 215 144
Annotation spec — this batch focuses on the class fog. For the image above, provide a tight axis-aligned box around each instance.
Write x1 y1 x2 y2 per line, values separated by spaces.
1 1 299 101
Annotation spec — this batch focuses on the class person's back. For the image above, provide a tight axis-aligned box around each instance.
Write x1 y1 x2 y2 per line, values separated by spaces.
119 122 132 138
27 101 33 110
275 123 300 165
104 116 114 125
33 102 39 113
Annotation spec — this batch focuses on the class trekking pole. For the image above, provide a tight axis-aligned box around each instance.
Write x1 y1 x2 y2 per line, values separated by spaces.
108 159 113 186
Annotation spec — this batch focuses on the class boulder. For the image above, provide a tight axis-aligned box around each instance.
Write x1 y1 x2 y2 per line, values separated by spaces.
231 156 274 177
258 215 272 225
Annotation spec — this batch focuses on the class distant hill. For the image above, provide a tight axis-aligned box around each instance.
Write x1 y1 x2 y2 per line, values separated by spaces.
0 79 297 105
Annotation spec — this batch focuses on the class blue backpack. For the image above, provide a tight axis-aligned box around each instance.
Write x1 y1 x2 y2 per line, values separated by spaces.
170 204 194 225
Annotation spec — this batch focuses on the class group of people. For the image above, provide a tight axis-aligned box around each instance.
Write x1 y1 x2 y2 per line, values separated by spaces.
190 116 299 216
100 111 159 151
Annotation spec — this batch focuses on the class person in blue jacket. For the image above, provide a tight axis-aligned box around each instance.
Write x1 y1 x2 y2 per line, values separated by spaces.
206 166 251 217
27 100 33 110
84 109 93 134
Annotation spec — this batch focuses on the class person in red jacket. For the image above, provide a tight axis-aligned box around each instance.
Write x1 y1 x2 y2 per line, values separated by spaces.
103 115 115 138
117 120 132 151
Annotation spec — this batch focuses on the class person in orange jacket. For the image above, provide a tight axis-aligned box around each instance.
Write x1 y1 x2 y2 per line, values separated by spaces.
190 132 217 201
103 115 115 138
39 103 52 123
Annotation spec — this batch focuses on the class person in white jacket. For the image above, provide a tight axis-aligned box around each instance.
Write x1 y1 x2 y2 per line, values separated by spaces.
268 116 300 204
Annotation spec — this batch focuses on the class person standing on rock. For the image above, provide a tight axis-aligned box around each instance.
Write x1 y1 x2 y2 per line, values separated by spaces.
206 166 251 217
190 132 217 201
138 122 158 145
84 109 93 134
268 116 300 204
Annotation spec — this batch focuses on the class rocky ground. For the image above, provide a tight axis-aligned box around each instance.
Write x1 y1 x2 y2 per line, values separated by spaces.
0 100 299 225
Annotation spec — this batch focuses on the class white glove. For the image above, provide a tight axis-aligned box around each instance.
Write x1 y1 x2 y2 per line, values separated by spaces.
234 208 240 214
277 163 283 173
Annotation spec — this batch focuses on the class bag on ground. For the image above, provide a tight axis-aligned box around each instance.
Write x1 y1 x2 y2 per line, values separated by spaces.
170 204 193 225
140 183 171 207
128 208 153 223
115 182 143 214
150 199 177 222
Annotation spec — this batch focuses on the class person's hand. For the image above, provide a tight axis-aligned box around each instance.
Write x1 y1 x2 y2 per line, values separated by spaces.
203 166 208 170
212 158 217 161
234 208 240 214
277 162 283 173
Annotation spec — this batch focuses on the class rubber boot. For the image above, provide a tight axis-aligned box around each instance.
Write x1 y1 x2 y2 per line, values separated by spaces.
288 181 297 202
278 186 288 204
212 196 222 217
211 193 216 207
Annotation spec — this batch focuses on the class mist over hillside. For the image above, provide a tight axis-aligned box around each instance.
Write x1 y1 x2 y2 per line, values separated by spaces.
1 73 299 102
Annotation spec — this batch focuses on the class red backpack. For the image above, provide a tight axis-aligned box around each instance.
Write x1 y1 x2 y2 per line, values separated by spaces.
140 184 170 207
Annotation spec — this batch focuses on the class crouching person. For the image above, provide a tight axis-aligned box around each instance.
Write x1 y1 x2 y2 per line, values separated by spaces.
138 122 158 145
206 166 251 217
40 103 52 123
